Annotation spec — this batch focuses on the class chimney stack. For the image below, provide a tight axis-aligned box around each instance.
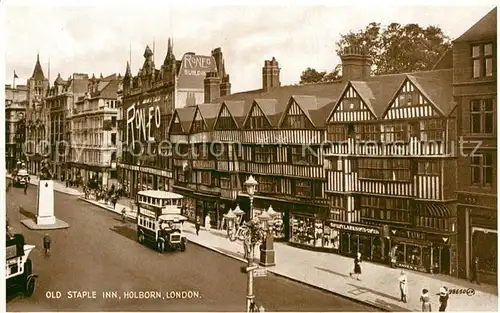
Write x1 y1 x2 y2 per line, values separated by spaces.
220 74 231 97
340 46 371 82
204 71 220 103
262 57 280 92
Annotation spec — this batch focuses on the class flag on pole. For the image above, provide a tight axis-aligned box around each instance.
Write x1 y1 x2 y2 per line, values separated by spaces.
14 70 19 79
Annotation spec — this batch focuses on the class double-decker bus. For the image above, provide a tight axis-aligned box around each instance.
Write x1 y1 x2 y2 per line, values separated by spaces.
136 190 187 252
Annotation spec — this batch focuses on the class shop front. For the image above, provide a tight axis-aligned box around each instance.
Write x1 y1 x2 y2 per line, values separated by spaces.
250 198 288 240
329 221 384 261
289 204 329 249
389 227 455 275
119 163 171 199
457 193 497 283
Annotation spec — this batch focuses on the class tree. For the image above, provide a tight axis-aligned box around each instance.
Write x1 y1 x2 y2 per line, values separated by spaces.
299 68 327 84
335 22 452 75
300 22 452 81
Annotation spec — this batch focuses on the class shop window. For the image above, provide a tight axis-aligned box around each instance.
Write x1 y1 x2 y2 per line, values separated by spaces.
290 216 323 247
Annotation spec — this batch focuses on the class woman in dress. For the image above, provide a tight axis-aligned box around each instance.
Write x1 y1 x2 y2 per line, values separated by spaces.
420 288 432 312
349 252 362 280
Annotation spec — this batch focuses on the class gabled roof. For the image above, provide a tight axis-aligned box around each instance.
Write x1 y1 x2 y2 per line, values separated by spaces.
281 95 334 128
254 99 280 127
197 103 222 130
175 106 197 133
454 7 497 42
223 100 250 128
407 70 454 116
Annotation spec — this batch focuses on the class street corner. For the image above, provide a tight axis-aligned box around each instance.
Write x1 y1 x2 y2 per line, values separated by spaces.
21 218 70 230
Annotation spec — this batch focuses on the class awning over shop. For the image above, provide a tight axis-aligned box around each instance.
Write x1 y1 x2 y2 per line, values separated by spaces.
417 203 452 217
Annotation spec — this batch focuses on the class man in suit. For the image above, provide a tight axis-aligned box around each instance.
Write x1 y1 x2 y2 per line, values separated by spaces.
470 256 480 285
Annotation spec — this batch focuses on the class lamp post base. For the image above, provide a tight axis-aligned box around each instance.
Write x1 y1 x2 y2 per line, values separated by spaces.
259 249 275 267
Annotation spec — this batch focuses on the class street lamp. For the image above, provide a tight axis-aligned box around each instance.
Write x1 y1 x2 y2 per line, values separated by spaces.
226 210 266 312
233 204 245 228
258 206 277 267
244 175 258 219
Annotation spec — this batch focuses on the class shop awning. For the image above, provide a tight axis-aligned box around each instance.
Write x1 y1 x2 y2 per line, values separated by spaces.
418 203 452 217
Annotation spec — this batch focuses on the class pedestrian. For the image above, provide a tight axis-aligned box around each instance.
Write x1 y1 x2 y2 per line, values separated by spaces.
24 182 28 195
420 288 432 312
437 286 449 311
398 270 408 303
195 216 201 236
390 246 397 268
6 181 11 192
470 256 480 285
349 252 362 280
43 233 52 256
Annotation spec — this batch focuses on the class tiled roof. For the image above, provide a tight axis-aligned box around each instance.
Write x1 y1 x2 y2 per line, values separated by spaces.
432 49 453 70
197 103 222 130
222 100 250 127
407 69 454 116
175 106 197 133
454 7 497 42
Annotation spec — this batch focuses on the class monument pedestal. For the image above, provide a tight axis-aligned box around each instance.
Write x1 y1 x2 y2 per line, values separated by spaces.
36 180 56 225
21 180 70 230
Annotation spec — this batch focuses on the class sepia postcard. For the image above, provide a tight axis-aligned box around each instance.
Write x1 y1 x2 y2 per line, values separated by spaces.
2 1 499 312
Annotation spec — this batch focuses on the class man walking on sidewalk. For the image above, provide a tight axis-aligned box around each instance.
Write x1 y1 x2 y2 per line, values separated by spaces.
470 256 480 285
398 270 408 303
24 182 28 195
195 216 201 236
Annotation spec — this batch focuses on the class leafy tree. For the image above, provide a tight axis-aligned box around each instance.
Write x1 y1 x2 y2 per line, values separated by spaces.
299 68 327 84
300 22 452 81
335 22 452 75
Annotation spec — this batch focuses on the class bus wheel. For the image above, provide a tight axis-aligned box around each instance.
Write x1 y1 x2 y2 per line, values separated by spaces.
24 275 36 297
138 233 145 244
157 241 164 253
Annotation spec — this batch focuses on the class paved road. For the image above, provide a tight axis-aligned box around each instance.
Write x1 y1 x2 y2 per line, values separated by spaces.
6 187 377 312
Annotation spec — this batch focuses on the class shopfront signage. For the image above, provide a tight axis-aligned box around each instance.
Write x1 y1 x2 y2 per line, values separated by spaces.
330 222 380 235
391 228 426 241
396 262 428 273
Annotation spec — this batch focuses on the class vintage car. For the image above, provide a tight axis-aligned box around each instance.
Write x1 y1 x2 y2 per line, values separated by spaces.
12 169 30 188
6 233 37 297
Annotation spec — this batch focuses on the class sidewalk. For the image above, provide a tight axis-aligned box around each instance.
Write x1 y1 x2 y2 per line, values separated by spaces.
81 198 498 312
6 174 83 197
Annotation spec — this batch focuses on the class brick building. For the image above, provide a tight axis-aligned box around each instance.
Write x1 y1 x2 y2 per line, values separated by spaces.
118 39 231 198
453 8 497 284
68 74 119 187
45 73 89 180
5 84 28 170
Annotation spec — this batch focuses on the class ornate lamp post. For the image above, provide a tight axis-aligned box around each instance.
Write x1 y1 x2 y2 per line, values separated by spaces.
233 204 245 228
244 175 258 219
258 206 278 267
227 212 266 312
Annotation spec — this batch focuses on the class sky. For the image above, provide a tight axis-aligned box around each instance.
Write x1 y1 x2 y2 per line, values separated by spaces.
2 1 497 93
